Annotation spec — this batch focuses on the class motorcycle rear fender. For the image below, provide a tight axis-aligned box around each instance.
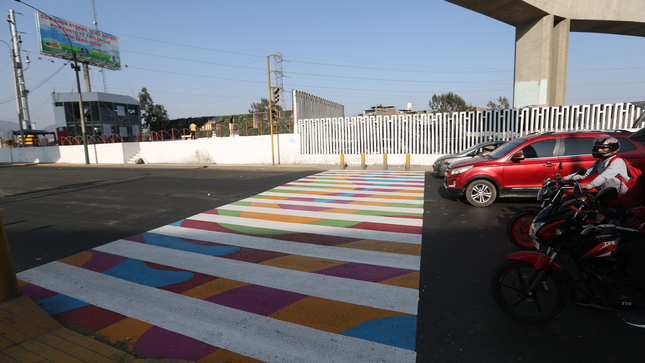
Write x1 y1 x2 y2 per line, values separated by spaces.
506 250 564 270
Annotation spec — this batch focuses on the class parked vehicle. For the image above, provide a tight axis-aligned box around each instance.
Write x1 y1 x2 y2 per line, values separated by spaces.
431 140 506 177
444 130 645 207
490 187 644 324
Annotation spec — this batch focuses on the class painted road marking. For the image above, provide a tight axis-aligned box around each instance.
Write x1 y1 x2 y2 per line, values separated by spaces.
258 191 424 203
151 225 421 269
186 213 422 244
239 197 423 213
19 262 416 363
93 240 418 314
17 170 425 362
218 204 423 226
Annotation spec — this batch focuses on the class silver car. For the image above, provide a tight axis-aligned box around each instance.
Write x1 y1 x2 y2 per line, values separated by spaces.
431 140 506 177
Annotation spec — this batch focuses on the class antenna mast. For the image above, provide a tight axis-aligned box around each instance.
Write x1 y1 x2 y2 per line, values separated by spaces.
92 0 108 92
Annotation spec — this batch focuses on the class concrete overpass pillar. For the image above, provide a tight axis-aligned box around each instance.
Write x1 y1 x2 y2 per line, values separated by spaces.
514 15 570 108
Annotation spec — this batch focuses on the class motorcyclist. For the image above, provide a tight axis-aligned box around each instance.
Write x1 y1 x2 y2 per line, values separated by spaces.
597 172 645 327
563 135 630 194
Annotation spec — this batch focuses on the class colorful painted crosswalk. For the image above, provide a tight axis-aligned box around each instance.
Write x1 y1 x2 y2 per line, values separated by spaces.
17 170 425 362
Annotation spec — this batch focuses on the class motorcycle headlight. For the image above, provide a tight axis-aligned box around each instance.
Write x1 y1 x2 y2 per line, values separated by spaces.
449 165 474 175
529 221 544 240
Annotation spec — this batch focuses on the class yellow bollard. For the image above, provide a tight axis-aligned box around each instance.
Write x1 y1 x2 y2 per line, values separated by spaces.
406 153 411 171
383 153 388 170
0 213 20 301
340 154 347 169
361 153 366 170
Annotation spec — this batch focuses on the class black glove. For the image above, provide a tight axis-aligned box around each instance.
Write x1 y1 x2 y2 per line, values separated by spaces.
598 206 633 219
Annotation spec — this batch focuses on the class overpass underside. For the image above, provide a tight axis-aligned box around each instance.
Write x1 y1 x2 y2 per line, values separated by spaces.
446 0 645 108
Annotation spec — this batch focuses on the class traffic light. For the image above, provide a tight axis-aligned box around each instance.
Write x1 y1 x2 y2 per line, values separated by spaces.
271 87 280 104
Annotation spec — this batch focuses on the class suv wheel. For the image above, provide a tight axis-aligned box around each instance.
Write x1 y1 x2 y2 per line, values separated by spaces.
465 180 497 207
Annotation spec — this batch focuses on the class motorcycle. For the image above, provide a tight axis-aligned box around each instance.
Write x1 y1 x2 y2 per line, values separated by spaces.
506 168 587 250
491 186 645 324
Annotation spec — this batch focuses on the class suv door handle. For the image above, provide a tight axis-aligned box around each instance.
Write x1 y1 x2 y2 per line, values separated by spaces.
544 162 554 167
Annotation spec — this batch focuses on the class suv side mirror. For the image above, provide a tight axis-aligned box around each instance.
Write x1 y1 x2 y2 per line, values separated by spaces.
511 152 525 162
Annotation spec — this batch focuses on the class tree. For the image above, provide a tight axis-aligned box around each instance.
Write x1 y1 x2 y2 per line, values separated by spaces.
487 96 511 111
248 97 282 114
428 92 475 113
139 87 169 131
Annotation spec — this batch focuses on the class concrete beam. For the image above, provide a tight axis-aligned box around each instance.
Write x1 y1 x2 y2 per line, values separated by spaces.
445 0 645 108
446 0 645 35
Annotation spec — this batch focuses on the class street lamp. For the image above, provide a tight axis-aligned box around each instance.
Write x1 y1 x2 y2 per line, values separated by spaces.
13 0 90 164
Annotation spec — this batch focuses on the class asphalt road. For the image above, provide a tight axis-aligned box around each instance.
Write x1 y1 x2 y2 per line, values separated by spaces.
2 164 644 362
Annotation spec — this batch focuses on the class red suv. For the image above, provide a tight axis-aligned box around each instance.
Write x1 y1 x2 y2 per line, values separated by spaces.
444 130 645 207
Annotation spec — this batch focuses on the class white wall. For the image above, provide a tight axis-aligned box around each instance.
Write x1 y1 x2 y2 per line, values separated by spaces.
0 134 438 167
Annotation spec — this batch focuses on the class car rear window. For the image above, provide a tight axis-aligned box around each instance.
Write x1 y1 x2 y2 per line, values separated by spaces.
563 137 593 156
563 136 636 156
616 137 636 152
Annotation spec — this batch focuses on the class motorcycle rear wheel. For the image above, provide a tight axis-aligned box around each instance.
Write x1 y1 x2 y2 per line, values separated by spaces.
506 211 537 250
490 259 570 324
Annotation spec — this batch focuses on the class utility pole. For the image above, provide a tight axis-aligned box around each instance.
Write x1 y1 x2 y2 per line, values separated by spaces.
267 56 275 166
8 9 31 146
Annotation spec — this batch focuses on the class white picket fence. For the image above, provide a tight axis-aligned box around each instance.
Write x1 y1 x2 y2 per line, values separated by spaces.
296 102 645 155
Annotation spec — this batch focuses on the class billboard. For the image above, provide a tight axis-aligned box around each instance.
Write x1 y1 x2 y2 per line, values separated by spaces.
35 11 120 70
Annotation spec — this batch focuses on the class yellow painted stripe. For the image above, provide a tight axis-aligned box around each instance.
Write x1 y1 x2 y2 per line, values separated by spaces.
259 255 346 272
97 318 153 345
336 240 421 256
181 278 249 299
269 296 407 334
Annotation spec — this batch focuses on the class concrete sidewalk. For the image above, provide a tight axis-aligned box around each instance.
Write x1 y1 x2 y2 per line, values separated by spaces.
0 294 191 363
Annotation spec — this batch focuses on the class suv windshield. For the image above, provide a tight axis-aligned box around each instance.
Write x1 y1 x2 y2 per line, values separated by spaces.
486 138 526 159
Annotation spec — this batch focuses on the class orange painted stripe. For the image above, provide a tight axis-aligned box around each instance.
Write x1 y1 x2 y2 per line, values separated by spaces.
238 211 324 223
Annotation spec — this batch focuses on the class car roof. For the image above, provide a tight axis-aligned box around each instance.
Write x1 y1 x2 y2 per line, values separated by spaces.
526 129 632 137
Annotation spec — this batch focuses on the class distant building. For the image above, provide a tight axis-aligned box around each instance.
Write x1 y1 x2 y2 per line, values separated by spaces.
363 104 427 116
52 92 141 139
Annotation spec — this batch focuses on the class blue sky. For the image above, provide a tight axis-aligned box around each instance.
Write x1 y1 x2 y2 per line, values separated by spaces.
1 0 644 129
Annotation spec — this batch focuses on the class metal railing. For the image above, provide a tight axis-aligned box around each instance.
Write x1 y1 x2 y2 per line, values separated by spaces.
297 102 644 155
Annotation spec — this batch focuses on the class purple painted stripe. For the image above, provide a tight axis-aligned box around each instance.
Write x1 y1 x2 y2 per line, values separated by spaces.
313 262 416 283
19 283 58 301
133 326 218 360
206 285 307 316
81 250 127 273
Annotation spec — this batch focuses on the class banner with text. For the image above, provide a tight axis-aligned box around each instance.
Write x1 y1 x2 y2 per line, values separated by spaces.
35 11 120 70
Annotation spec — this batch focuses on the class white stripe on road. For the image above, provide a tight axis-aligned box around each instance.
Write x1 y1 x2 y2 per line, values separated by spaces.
240 197 423 213
285 181 425 191
257 191 425 204
272 185 423 197
18 262 415 363
217 204 423 227
150 225 421 269
185 213 422 244
94 240 418 314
